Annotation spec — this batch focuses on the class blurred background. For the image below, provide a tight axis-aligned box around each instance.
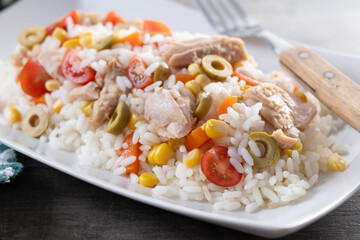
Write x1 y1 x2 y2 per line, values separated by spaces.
173 0 360 55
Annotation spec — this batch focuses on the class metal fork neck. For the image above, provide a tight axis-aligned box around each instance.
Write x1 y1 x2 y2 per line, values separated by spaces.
256 30 292 55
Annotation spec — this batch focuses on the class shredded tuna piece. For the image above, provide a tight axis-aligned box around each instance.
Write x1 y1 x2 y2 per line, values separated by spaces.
160 36 247 69
291 94 317 131
37 49 65 82
69 81 100 102
89 57 125 125
10 46 29 67
271 129 298 149
243 83 297 131
145 88 195 139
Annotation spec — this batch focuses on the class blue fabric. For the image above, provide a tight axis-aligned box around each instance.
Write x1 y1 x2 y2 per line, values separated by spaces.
0 143 23 183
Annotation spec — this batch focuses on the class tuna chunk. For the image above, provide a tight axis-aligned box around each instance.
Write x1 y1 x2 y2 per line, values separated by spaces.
271 129 298 149
69 81 100 102
10 46 29 67
37 49 65 82
160 36 247 69
243 83 297 131
244 83 317 149
145 88 195 139
89 57 125 125
291 94 317 131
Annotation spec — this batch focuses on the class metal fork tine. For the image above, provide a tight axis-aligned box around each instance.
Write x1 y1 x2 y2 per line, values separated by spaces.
206 0 231 33
229 0 256 26
217 0 246 32
195 0 224 34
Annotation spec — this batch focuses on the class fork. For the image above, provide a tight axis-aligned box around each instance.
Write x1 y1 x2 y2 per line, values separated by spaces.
195 0 360 132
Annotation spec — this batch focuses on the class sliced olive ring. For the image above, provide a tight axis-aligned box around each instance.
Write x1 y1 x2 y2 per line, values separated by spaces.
91 34 113 51
153 62 171 83
105 100 130 135
201 55 233 81
194 92 213 121
247 132 280 168
21 107 49 138
18 27 47 49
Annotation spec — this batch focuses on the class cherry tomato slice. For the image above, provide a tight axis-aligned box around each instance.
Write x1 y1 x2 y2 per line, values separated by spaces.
142 20 171 36
201 146 242 187
117 133 142 175
61 48 96 85
19 59 51 98
45 10 80 35
126 55 153 89
103 11 126 25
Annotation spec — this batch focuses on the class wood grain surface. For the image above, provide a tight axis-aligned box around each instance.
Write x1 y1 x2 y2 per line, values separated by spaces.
280 45 360 132
0 154 359 240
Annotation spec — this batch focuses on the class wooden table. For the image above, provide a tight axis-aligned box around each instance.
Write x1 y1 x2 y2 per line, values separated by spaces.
1 0 360 239
1 154 359 239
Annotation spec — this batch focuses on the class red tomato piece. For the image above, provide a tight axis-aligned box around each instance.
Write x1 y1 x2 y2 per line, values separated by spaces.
201 146 242 187
103 11 126 25
19 59 51 98
117 133 142 175
45 10 80 35
232 71 259 86
126 55 153 89
142 20 171 36
61 48 96 85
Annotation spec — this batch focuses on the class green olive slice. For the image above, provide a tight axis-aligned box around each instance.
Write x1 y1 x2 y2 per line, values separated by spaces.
201 55 233 81
105 100 130 135
194 93 213 121
153 62 171 83
21 107 49 138
247 132 280 168
18 27 47 49
91 34 113 51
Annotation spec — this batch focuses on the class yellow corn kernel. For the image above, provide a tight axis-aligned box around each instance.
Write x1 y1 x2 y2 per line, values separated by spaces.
45 79 61 92
83 102 93 117
5 107 22 125
112 30 122 45
232 60 244 70
184 148 201 168
194 74 211 88
168 137 185 150
139 172 159 188
52 98 64 114
80 101 90 109
52 27 67 43
204 119 228 139
79 32 94 48
63 38 81 49
240 84 251 92
283 141 303 157
187 63 203 77
295 92 307 102
153 143 174 165
127 113 141 130
327 153 347 171
148 144 159 165
185 80 202 95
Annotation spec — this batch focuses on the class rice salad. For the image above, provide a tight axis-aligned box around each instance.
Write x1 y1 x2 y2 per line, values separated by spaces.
0 10 349 212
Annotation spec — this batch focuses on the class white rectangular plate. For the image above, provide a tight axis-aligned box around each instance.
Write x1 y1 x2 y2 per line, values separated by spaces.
1 0 359 237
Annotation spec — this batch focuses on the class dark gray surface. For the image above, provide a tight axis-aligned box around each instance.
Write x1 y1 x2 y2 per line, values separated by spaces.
0 154 359 240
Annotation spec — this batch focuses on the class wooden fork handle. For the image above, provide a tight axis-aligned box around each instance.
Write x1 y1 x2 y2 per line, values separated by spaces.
279 45 360 132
